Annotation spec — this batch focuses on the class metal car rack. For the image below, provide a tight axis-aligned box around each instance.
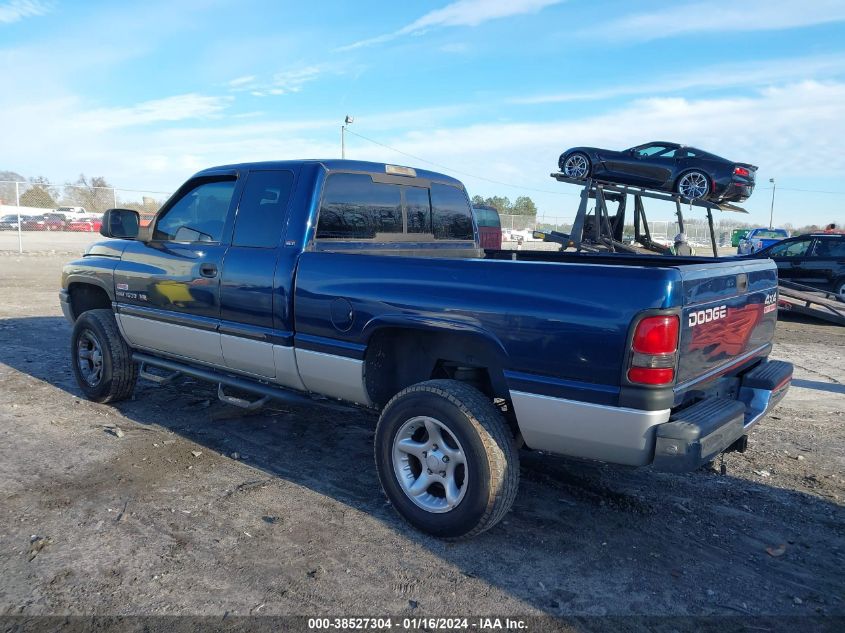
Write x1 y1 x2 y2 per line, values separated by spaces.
542 173 749 256
776 281 845 326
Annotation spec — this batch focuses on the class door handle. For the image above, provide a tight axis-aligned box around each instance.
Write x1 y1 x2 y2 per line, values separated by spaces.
199 263 218 278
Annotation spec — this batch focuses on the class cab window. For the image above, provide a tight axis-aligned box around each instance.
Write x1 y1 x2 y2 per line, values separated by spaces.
232 170 294 248
431 183 473 240
154 179 236 243
316 173 402 240
768 238 811 258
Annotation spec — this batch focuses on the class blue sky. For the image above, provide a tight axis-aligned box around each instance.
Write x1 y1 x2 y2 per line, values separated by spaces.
2 0 845 226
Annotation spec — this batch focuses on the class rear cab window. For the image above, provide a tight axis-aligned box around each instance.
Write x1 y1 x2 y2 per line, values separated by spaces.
314 169 476 250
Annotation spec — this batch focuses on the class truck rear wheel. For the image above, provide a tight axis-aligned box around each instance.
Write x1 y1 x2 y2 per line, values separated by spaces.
71 308 137 403
374 379 519 539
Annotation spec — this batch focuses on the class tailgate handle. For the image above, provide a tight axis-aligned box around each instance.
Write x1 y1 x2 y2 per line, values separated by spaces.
736 273 748 293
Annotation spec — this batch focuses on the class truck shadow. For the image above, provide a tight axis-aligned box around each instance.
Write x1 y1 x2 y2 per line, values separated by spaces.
1 316 844 618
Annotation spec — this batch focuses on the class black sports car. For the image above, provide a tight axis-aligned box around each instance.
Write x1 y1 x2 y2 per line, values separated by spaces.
558 141 757 203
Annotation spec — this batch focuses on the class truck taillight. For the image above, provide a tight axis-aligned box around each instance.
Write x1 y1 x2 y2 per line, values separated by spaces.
628 315 679 385
733 166 750 178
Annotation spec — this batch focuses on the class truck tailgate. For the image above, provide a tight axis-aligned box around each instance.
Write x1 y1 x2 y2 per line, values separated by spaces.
676 259 778 386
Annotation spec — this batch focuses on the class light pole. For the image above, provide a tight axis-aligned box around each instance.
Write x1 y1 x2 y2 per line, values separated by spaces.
768 178 776 229
341 115 353 159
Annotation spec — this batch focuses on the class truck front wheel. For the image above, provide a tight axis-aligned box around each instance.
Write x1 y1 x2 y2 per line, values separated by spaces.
374 379 519 539
71 308 138 403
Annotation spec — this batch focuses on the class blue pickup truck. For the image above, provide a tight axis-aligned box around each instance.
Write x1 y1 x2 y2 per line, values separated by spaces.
737 227 790 255
60 160 793 538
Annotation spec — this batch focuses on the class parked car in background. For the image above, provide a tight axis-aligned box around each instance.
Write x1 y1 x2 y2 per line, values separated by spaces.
472 204 502 250
55 206 88 218
738 228 790 255
749 233 845 301
66 217 103 232
0 214 23 230
731 228 750 248
21 213 67 231
558 141 757 202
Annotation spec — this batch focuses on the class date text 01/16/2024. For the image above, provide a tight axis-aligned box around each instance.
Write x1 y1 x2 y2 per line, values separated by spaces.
307 617 528 630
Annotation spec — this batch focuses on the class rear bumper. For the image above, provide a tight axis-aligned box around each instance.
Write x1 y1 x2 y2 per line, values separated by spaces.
510 359 792 471
652 360 792 472
720 181 754 202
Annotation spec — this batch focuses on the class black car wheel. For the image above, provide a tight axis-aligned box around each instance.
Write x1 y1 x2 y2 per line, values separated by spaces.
562 152 591 179
71 309 138 403
374 379 519 539
676 171 710 200
835 278 845 303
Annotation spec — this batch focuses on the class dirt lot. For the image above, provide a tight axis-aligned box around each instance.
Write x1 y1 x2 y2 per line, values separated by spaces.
0 252 843 627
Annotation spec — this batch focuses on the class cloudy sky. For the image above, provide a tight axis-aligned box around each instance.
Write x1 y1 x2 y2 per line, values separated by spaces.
2 0 845 226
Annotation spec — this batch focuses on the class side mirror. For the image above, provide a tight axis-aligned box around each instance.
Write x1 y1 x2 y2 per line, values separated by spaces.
100 208 140 239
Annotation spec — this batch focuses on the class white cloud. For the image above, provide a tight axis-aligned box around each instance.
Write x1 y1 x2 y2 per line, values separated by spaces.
0 0 50 24
341 81 845 224
3 81 844 226
77 94 232 130
227 75 256 87
586 0 845 41
338 0 563 50
228 64 337 97
514 53 845 104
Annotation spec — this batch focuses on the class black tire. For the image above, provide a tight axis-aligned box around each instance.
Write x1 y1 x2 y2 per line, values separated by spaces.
834 278 845 303
561 152 591 180
374 379 519 539
71 308 137 403
676 170 710 200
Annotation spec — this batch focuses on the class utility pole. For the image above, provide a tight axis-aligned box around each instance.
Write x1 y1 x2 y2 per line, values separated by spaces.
341 115 353 159
768 178 776 229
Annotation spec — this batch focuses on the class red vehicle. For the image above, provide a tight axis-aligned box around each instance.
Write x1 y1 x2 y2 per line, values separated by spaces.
67 218 103 232
21 213 67 231
473 204 502 250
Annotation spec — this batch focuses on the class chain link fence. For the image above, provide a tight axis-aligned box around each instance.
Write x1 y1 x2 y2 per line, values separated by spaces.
0 181 171 252
500 213 745 251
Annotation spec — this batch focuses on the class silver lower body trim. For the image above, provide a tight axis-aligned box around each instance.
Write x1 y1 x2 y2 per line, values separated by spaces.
295 349 371 406
509 390 671 466
117 313 224 366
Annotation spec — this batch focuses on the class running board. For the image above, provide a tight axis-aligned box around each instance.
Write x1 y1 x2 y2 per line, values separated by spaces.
131 352 318 408
139 362 181 385
217 384 270 411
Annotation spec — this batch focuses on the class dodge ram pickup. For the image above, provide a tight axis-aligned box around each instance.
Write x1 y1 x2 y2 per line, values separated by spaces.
61 160 793 538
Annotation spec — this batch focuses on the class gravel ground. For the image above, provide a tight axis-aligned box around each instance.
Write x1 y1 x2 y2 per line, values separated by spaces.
0 254 842 628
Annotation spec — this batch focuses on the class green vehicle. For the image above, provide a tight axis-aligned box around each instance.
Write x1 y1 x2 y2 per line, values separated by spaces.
731 228 750 248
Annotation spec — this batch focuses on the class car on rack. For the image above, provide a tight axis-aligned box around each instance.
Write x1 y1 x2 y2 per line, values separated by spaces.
558 141 757 203
747 232 845 301
60 159 792 539
737 227 789 255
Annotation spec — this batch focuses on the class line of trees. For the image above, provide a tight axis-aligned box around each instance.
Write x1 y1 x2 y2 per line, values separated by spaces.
471 194 538 217
1 171 162 216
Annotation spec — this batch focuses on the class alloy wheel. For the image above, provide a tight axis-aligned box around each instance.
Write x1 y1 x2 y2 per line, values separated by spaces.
563 154 589 179
392 416 468 513
77 329 104 386
678 172 709 199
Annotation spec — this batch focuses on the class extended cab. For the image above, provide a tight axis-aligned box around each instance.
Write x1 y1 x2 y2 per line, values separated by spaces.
61 160 793 538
